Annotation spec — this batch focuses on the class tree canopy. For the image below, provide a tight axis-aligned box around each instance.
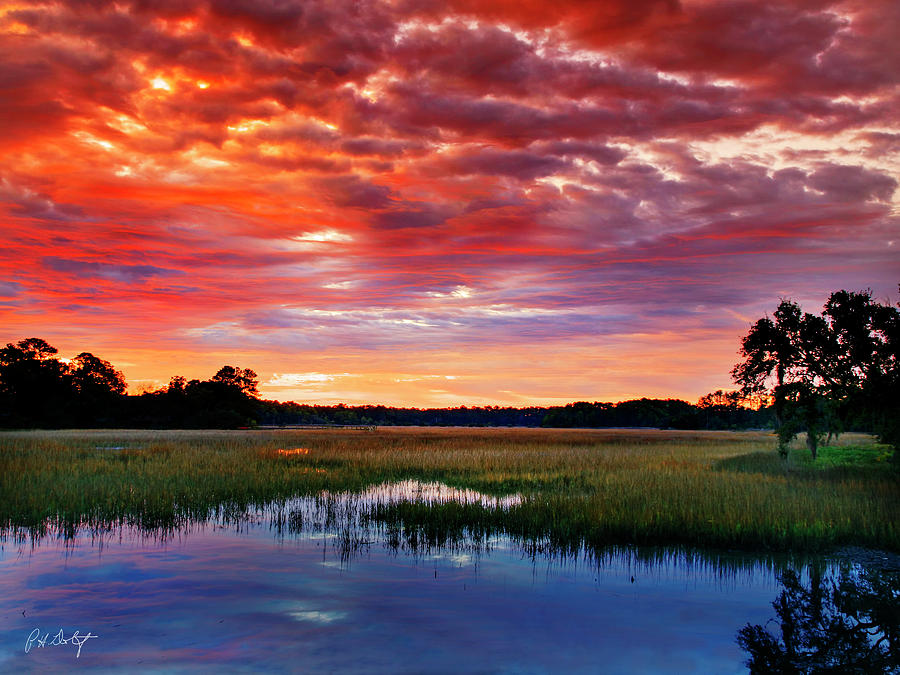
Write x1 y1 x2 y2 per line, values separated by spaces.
0 338 260 429
732 289 899 459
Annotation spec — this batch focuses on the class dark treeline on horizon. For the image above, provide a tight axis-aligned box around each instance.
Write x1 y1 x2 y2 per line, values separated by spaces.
0 336 780 431
0 335 849 433
257 396 776 430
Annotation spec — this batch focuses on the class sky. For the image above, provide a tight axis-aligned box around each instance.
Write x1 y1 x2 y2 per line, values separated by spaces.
0 0 897 407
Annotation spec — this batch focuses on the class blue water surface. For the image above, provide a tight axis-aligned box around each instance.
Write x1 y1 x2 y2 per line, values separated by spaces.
0 482 834 673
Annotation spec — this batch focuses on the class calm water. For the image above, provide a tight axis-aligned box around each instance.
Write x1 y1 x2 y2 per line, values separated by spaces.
1 482 895 674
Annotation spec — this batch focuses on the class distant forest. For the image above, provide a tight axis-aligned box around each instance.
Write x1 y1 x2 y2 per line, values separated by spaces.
0 336 807 432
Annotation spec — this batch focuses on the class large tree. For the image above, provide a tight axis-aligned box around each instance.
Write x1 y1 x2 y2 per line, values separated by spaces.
824 289 900 452
732 289 899 460
70 352 127 397
0 339 128 428
69 352 128 425
0 338 72 427
210 365 259 396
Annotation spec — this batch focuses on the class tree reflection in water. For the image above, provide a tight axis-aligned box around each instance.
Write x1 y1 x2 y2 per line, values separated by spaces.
737 563 900 673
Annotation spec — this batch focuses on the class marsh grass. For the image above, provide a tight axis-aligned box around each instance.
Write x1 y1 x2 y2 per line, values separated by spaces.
1 428 897 552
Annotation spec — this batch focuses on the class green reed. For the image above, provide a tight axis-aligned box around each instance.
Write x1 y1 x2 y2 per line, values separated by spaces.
1 428 897 552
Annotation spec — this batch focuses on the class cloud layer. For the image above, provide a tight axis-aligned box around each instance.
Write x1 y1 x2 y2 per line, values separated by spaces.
1 0 897 405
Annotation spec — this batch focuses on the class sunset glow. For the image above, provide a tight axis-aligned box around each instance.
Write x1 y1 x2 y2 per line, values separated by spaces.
1 0 897 406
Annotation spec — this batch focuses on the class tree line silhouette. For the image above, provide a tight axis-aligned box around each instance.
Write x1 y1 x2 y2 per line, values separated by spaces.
0 337 776 431
3 284 895 451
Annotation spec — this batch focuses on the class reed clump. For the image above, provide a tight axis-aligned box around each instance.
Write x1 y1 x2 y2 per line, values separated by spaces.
1 428 896 552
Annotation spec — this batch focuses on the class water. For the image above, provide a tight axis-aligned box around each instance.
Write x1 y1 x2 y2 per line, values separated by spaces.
1 482 896 673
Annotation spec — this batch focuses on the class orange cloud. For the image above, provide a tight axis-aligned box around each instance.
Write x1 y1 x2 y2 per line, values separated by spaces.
1 0 897 406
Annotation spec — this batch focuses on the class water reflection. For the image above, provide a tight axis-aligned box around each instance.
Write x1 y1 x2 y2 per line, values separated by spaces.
737 560 900 674
356 479 523 509
1 482 897 673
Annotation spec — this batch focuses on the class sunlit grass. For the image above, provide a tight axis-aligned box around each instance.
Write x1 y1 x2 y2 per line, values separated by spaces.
1 428 897 552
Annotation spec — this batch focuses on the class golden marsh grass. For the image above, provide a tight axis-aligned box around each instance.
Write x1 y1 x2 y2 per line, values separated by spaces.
1 427 896 552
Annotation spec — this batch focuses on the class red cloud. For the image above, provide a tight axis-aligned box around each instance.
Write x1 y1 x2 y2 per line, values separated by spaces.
1 0 896 405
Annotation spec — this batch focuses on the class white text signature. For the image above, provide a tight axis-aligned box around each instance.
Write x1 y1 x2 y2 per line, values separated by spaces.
25 628 99 658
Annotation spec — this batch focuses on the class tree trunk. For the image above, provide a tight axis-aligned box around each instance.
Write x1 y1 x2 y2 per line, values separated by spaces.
775 365 788 458
806 429 818 461
774 364 785 429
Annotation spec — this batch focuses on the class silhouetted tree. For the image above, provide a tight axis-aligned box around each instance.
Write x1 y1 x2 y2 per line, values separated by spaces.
71 352 126 396
13 337 59 361
0 338 71 427
168 375 187 392
731 304 799 447
696 389 773 430
733 289 899 460
129 366 262 428
67 352 127 425
825 288 900 458
211 365 259 396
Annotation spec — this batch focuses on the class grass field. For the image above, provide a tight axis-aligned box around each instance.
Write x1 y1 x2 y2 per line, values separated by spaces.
1 427 897 552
